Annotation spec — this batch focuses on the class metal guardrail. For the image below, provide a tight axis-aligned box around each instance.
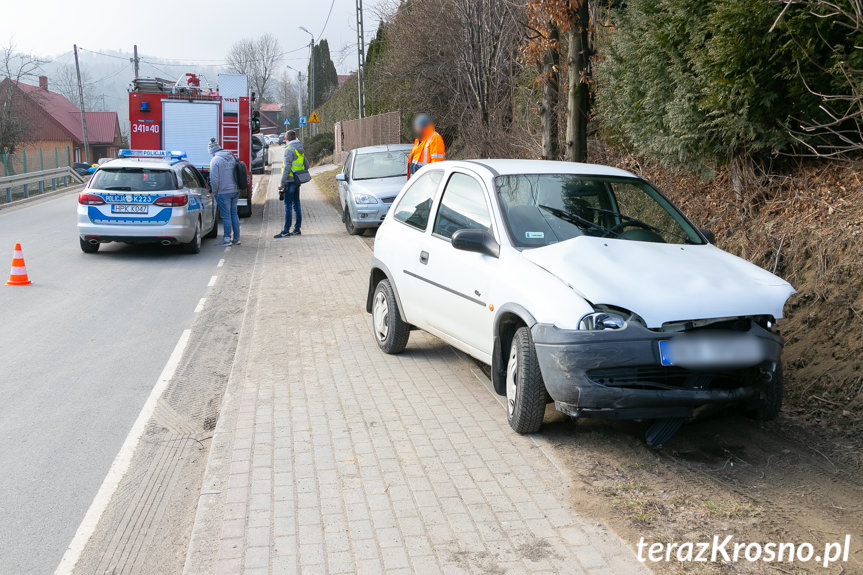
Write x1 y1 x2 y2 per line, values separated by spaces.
0 167 85 204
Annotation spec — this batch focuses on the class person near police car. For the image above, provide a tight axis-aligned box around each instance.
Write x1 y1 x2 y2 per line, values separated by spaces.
275 130 310 238
208 138 241 246
407 114 445 179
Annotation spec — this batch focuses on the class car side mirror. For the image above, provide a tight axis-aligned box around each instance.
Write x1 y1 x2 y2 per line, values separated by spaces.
452 229 500 258
700 228 716 244
335 173 346 182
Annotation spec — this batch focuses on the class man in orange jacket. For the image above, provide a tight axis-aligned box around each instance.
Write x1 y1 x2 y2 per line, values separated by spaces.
407 114 445 179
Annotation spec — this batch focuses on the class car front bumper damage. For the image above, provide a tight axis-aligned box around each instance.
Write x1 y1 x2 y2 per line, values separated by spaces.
531 320 783 420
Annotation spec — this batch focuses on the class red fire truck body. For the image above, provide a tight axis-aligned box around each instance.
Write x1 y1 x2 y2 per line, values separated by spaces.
129 73 254 216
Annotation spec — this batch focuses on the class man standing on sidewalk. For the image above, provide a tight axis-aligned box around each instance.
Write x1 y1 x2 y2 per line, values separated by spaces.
208 138 241 246
274 130 307 238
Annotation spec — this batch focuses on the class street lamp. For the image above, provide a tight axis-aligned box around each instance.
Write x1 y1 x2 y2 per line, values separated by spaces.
286 64 305 140
299 26 315 136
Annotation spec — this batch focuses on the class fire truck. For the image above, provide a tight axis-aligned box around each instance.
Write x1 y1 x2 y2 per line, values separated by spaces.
128 73 260 217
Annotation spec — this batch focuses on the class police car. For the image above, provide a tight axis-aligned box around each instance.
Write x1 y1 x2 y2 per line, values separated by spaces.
77 150 218 254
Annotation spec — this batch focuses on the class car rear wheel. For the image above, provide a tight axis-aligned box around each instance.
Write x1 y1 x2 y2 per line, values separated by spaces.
79 237 99 253
183 220 202 254
372 279 410 354
204 212 218 239
506 327 546 434
345 206 363 235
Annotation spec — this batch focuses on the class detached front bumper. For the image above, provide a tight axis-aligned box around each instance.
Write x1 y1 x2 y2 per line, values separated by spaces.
531 320 783 420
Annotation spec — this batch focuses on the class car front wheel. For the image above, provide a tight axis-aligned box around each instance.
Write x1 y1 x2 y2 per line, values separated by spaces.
345 206 363 235
372 279 410 354
747 363 783 421
506 327 546 434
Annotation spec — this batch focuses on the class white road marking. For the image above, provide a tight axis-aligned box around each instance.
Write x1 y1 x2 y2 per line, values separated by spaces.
194 298 206 313
208 275 218 287
54 329 192 575
217 259 225 268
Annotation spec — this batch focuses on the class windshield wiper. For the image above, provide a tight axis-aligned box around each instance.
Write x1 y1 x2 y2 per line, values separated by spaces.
538 204 606 232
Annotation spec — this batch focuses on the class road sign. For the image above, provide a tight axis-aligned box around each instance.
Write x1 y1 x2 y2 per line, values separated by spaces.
284 118 290 126
308 111 321 124
299 116 307 127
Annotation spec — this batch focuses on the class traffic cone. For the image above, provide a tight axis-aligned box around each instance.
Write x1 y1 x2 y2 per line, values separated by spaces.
6 243 32 286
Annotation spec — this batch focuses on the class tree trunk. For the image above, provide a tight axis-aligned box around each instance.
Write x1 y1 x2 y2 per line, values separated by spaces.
564 0 591 163
540 25 560 161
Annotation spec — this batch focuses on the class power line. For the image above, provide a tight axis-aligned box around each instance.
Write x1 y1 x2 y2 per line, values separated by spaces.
318 0 337 41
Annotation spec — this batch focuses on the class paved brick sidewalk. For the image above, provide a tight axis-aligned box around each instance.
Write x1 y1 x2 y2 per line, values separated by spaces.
183 170 650 575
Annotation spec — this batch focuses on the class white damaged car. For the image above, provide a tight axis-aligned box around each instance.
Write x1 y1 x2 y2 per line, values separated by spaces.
366 160 795 444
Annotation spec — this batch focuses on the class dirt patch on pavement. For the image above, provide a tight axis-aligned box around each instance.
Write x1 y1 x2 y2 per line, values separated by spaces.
540 411 863 574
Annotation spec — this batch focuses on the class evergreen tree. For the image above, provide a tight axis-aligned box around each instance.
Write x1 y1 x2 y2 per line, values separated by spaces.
308 39 339 110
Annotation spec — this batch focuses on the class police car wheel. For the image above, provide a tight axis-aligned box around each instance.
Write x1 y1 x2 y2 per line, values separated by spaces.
79 237 99 254
183 221 202 254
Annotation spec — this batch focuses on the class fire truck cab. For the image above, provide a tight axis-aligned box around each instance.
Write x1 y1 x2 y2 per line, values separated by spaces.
129 73 256 217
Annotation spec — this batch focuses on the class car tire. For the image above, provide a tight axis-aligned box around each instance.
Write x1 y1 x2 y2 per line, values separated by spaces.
372 279 410 354
506 327 546 434
79 237 99 253
747 363 783 421
344 206 363 235
204 214 219 239
238 203 252 218
182 220 202 254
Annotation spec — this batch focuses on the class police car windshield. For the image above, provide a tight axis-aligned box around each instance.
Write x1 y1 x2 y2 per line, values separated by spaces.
353 151 409 180
90 168 177 192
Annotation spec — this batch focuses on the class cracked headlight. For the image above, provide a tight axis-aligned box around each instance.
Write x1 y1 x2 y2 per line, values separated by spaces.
353 193 378 205
578 311 627 330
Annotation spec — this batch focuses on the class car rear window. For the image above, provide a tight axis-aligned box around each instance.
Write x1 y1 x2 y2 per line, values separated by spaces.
90 168 177 192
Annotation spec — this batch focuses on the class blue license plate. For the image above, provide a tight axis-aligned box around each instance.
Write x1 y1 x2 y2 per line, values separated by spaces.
658 341 673 366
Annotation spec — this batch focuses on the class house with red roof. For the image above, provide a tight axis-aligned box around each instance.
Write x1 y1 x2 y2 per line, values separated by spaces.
258 103 282 135
0 75 122 164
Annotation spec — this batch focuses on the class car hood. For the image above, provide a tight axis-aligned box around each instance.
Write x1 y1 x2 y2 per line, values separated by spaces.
521 236 795 328
351 176 407 200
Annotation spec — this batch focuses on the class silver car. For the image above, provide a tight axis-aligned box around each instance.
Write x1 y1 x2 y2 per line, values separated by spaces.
77 153 218 254
337 144 412 235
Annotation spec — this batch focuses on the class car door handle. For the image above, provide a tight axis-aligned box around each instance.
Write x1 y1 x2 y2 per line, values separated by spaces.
419 251 429 265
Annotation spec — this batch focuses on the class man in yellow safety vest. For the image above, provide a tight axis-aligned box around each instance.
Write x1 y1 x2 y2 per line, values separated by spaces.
275 130 308 238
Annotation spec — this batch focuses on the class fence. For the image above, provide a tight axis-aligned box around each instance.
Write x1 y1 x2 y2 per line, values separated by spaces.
1 146 77 205
334 111 402 164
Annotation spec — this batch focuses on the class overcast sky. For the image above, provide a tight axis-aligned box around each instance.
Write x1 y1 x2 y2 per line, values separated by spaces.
1 0 382 74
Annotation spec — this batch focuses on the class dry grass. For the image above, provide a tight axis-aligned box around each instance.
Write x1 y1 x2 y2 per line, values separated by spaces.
312 167 341 214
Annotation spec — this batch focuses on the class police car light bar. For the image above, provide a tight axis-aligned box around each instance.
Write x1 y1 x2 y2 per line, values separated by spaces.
118 149 187 159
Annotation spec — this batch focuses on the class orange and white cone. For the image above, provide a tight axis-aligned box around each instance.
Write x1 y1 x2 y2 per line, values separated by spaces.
6 243 32 286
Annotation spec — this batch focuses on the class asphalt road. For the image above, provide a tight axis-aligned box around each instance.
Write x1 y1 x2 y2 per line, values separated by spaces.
0 192 226 574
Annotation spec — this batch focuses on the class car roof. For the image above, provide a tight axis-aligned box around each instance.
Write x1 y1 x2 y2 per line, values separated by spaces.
353 144 413 155
454 159 638 179
99 158 186 171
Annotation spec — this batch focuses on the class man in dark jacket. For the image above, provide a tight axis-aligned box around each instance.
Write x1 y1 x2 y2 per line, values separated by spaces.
275 131 307 238
208 138 241 246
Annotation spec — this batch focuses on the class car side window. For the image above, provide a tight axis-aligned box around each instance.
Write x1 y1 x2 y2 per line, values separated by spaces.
393 170 443 231
344 152 354 180
181 168 199 189
433 173 492 240
190 167 206 188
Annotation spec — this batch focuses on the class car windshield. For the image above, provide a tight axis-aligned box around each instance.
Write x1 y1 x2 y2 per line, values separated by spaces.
495 174 704 247
90 167 177 192
352 150 410 180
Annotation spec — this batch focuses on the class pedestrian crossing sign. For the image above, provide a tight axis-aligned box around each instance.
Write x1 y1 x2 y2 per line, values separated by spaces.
308 111 321 124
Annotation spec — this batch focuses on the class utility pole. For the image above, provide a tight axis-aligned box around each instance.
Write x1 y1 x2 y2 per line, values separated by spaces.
73 44 90 164
310 40 315 137
131 45 140 79
356 0 366 118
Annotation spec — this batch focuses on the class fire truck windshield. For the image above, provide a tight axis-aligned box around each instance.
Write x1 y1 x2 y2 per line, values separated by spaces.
90 168 178 192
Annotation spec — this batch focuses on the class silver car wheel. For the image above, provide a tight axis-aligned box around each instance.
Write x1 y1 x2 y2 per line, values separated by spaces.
506 344 518 415
194 221 202 250
373 291 389 342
